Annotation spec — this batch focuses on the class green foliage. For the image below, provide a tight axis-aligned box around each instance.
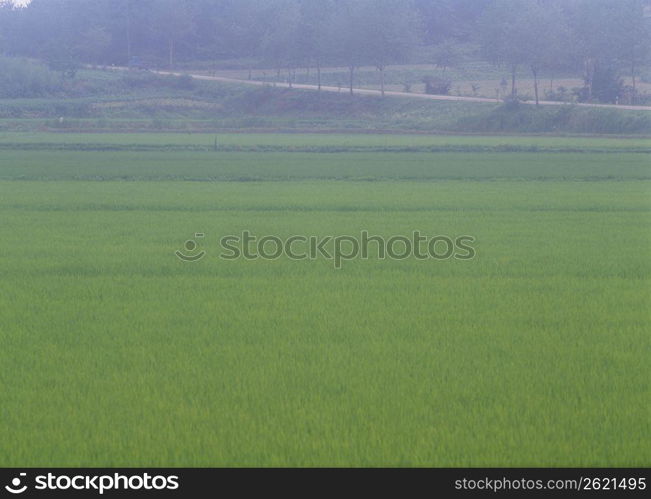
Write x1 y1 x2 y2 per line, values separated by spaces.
454 103 651 134
175 74 195 90
0 68 648 134
0 57 57 98
0 0 646 88
120 71 195 91
45 54 78 79
430 40 460 74
590 66 625 104
422 76 451 95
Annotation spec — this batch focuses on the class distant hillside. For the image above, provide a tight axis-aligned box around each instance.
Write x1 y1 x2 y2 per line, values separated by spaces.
0 69 649 135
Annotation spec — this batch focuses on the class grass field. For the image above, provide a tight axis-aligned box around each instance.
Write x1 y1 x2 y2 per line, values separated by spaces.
0 133 649 467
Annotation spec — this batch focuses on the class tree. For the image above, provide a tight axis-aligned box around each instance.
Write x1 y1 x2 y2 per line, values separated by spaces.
260 0 301 85
565 0 621 102
0 1 13 55
519 1 568 106
153 0 193 69
328 1 368 95
78 26 111 64
479 0 530 99
0 0 646 103
415 0 491 44
295 0 335 91
431 39 459 77
613 0 650 97
591 65 624 103
215 0 265 61
563 0 649 103
358 0 422 96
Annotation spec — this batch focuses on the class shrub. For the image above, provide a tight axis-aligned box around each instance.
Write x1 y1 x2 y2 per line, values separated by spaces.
591 67 624 104
175 74 195 90
453 103 651 134
120 71 163 89
575 67 625 104
0 57 58 98
422 76 451 95
544 86 573 103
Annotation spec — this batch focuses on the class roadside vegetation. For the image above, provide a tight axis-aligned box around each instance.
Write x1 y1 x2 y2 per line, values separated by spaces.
1 68 650 135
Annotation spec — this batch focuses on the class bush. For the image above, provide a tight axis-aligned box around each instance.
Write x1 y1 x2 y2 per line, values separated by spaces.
591 67 624 104
119 71 195 92
175 74 195 90
453 103 651 134
575 67 625 104
46 56 78 79
422 76 451 95
120 71 163 89
544 86 574 103
500 96 522 111
0 57 58 98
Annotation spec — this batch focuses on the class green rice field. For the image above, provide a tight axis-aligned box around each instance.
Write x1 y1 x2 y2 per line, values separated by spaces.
0 133 649 467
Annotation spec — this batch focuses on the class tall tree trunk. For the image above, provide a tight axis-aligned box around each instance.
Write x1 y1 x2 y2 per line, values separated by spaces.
349 65 355 96
532 66 539 107
126 0 132 64
631 46 636 92
631 49 637 105
584 58 596 102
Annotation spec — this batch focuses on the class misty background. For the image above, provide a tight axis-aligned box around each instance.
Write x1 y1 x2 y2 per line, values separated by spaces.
0 0 650 105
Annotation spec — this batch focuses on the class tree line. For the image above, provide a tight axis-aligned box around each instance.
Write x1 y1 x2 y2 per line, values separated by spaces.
0 0 649 103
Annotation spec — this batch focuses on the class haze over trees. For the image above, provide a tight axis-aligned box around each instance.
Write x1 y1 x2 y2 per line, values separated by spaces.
0 0 649 104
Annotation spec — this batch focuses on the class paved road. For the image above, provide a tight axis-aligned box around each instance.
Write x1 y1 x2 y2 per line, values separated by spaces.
126 67 651 112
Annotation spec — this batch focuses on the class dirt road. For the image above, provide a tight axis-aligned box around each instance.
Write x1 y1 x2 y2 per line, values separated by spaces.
129 67 651 112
